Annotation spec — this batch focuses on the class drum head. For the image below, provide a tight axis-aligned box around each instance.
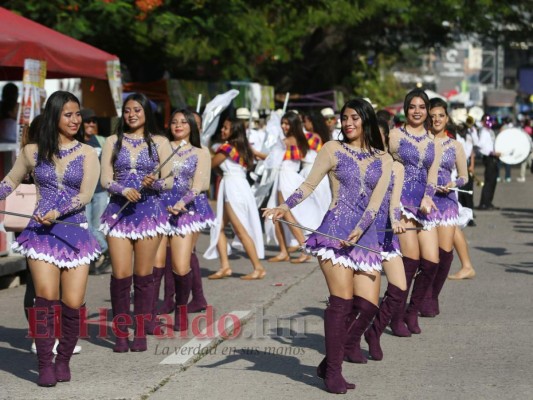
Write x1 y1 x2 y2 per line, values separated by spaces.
494 128 532 165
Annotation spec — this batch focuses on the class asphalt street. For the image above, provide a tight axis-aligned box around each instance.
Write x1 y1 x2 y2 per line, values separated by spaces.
0 169 532 400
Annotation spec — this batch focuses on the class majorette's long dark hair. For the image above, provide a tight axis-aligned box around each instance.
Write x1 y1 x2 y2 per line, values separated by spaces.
404 88 431 131
305 110 331 144
38 90 84 163
112 92 159 165
167 108 201 148
282 111 309 157
225 118 255 171
340 98 384 152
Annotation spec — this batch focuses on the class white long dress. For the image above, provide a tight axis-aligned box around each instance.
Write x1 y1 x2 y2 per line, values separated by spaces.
264 145 324 244
204 156 265 260
301 148 331 219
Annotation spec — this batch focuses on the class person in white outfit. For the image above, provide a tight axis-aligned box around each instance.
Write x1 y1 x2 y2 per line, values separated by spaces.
204 118 266 280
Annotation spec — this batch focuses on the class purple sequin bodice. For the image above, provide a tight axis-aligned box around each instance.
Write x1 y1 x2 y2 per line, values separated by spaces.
285 142 389 271
392 130 436 216
113 139 160 195
162 148 197 208
32 144 86 221
437 138 456 187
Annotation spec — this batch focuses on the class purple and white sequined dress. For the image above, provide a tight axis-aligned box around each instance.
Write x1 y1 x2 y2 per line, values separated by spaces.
389 127 438 228
429 137 468 226
375 162 403 260
0 143 100 268
163 146 215 236
282 141 392 271
100 135 170 239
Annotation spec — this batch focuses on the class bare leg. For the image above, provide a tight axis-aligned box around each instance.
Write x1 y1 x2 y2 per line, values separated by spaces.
353 270 381 306
169 234 194 276
382 257 407 291
417 227 439 263
397 217 421 260
437 225 456 252
107 237 134 278
209 211 232 279
29 261 61 301
269 219 290 261
225 202 266 279
320 258 354 299
448 228 476 279
60 265 89 309
279 191 310 263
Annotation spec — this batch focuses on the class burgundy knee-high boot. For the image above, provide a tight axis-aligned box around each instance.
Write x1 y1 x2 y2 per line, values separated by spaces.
130 273 154 352
389 256 419 337
55 302 84 382
187 252 208 313
173 270 192 333
32 297 60 387
147 267 165 334
404 258 438 334
364 283 406 361
110 275 132 353
158 248 175 314
430 248 453 316
322 295 354 394
344 296 379 364
316 297 355 390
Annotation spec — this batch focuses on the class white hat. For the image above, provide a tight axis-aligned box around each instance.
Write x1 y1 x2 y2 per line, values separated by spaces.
321 107 335 118
363 98 378 109
236 107 251 120
251 110 260 120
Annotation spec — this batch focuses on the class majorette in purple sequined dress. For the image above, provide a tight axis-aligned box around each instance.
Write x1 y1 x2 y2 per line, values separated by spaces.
100 135 172 239
0 143 101 268
162 145 215 236
281 141 392 271
388 126 439 228
428 137 468 226
375 160 404 260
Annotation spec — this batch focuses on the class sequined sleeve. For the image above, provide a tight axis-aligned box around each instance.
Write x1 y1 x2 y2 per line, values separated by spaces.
178 147 211 206
424 141 441 198
151 136 173 192
354 153 393 232
100 136 128 196
390 161 404 224
56 145 100 216
453 141 468 188
280 143 334 211
0 145 34 200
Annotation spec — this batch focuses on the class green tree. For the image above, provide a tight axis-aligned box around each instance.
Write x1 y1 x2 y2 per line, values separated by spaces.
4 0 531 95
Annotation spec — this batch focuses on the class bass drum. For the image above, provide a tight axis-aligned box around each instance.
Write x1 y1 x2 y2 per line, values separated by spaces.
494 128 532 165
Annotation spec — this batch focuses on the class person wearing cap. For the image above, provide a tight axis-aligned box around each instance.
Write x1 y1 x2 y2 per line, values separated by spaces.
81 108 110 274
476 115 500 210
236 107 266 155
321 107 342 140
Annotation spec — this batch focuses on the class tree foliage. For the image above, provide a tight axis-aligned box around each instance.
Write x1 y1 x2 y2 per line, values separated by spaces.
4 0 532 96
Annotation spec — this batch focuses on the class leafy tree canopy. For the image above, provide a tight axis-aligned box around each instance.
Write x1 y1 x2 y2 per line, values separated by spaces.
4 0 531 98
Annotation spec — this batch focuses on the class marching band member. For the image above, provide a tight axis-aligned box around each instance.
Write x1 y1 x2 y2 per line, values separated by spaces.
387 89 441 336
419 99 468 317
100 93 173 352
264 98 392 394
0 91 100 386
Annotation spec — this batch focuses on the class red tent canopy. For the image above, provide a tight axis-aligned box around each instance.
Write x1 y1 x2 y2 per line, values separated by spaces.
0 7 118 80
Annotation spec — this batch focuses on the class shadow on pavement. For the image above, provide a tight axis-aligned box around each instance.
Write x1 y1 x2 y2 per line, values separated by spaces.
473 247 510 256
0 325 39 383
199 349 323 390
